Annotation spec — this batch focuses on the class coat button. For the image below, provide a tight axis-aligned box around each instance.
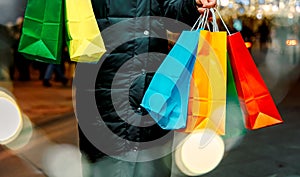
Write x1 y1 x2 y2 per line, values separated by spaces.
144 30 149 36
137 107 142 112
141 69 146 75
133 146 138 151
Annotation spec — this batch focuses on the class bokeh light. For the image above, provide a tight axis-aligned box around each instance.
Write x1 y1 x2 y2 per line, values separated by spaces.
5 114 33 150
175 129 225 176
0 89 23 145
43 144 89 177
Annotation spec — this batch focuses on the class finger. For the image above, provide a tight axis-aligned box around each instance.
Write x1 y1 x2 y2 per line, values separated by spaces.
195 0 203 7
197 7 206 14
200 0 207 5
197 8 213 20
203 0 216 7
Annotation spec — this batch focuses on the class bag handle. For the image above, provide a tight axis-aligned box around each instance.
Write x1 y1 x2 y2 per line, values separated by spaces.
209 8 231 34
191 15 201 30
191 9 210 31
210 8 219 32
191 8 231 33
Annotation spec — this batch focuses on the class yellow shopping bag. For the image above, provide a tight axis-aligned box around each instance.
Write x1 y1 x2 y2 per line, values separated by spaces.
65 0 106 63
184 30 227 135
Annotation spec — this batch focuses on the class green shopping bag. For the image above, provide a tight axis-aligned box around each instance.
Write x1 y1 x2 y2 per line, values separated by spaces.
222 57 247 139
18 0 64 64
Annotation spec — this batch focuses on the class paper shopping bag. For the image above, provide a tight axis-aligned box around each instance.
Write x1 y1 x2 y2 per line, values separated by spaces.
18 0 63 64
183 30 227 135
227 32 283 130
65 0 106 63
141 30 200 130
222 57 247 139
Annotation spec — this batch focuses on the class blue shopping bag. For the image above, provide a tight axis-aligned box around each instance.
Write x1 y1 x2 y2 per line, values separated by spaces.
141 30 200 130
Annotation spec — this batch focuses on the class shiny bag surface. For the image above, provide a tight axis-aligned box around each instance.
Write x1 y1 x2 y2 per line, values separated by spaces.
141 30 200 130
222 57 247 139
18 0 63 64
227 32 283 130
184 29 227 135
65 0 106 63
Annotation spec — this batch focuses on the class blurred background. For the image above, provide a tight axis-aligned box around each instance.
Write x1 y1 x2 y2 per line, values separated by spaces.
0 0 299 177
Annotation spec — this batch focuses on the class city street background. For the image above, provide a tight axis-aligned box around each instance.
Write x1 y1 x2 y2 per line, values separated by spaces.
0 41 299 177
0 1 300 175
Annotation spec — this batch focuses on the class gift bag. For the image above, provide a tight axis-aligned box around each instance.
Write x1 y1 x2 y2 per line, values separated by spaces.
141 30 200 130
183 28 227 135
227 32 283 129
222 57 247 139
18 0 64 64
65 0 106 63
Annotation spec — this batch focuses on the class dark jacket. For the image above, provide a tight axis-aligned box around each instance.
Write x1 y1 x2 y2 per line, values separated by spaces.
77 0 199 164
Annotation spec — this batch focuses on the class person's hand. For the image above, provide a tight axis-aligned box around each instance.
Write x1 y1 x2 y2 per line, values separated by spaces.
195 0 217 13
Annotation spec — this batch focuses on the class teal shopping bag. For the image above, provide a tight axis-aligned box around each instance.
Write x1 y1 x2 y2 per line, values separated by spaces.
18 0 64 64
141 30 200 130
222 57 247 140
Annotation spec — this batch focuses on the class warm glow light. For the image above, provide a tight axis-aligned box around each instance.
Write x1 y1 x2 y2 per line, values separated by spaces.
245 42 252 48
220 0 230 7
288 13 294 19
290 7 296 13
256 12 263 19
279 2 285 9
286 39 298 46
262 4 271 12
272 5 279 12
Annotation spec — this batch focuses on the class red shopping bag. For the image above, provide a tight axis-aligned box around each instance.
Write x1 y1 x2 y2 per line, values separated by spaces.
227 32 283 130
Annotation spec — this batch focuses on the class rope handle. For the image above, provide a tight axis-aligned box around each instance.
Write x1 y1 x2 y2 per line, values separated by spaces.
191 9 210 31
211 8 231 35
191 8 231 35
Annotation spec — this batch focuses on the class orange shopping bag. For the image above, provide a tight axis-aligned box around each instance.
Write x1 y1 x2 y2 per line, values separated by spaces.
184 28 227 135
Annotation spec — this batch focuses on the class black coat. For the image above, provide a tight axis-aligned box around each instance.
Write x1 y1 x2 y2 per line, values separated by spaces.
76 0 200 173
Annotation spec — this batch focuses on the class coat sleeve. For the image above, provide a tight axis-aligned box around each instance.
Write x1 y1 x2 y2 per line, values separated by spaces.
158 0 200 28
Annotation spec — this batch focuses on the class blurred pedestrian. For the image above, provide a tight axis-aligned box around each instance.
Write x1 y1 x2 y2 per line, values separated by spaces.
43 63 68 87
32 60 48 80
0 24 14 81
258 19 270 52
11 17 32 81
